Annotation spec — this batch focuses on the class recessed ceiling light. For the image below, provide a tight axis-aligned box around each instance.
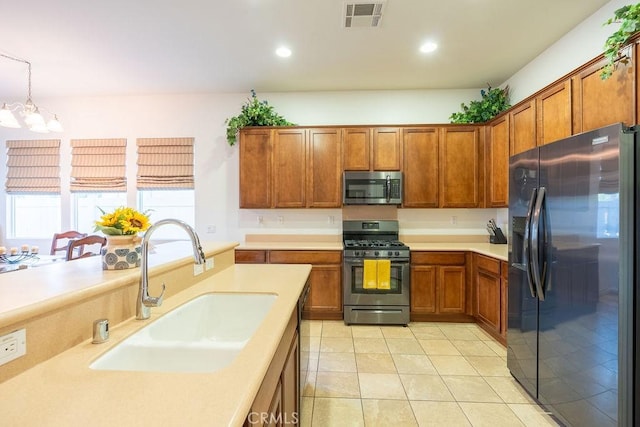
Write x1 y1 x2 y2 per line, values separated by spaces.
275 47 292 58
419 42 438 53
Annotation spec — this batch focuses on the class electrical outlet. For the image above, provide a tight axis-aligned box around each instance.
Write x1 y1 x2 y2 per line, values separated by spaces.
451 216 457 225
0 329 26 366
277 216 284 224
206 225 216 233
193 264 204 276
205 258 214 270
257 215 263 225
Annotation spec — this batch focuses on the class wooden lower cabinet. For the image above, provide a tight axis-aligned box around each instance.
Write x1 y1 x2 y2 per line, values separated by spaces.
474 254 506 344
410 251 471 321
500 261 508 339
246 311 298 427
235 249 343 320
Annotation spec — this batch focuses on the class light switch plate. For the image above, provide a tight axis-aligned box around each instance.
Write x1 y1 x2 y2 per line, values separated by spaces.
205 258 214 270
0 328 26 366
193 264 204 276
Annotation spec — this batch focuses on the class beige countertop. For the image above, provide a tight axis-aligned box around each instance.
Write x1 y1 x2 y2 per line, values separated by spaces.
0 262 311 426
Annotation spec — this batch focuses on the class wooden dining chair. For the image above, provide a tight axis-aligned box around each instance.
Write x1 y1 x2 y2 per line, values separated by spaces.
66 235 107 261
50 231 88 256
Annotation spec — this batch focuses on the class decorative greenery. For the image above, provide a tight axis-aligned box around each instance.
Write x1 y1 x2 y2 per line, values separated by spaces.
94 206 151 236
601 4 640 80
225 90 295 146
449 85 511 124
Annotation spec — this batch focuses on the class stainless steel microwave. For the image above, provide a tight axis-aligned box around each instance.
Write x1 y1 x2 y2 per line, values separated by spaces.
343 171 402 205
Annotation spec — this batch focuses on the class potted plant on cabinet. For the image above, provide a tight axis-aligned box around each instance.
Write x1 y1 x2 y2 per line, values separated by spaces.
449 84 511 124
601 3 640 80
224 90 295 146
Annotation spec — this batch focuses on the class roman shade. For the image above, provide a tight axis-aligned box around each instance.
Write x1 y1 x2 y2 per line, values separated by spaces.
70 138 127 192
5 139 61 193
136 137 194 189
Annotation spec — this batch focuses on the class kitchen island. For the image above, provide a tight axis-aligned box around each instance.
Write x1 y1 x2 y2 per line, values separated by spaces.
0 241 311 426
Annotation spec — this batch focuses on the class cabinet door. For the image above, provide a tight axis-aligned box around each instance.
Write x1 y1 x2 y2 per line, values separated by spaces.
235 250 267 264
438 266 466 313
537 80 572 146
343 128 371 171
306 264 342 315
307 128 342 208
509 101 537 156
486 116 509 208
500 261 508 338
476 269 501 331
273 129 306 208
372 127 401 171
572 55 635 133
439 127 480 208
281 333 299 426
402 127 439 208
410 265 437 314
239 129 272 208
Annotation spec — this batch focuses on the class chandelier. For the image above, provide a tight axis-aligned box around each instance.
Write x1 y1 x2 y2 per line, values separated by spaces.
0 53 63 133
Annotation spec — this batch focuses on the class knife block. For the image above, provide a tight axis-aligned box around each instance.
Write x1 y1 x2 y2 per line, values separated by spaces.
490 227 508 244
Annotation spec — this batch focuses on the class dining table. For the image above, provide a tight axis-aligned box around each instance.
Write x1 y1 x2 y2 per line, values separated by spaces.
0 253 66 274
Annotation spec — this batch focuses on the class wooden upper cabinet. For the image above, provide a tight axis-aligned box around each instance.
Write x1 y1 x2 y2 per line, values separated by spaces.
307 128 342 208
486 116 509 208
372 127 401 171
537 80 572 146
439 127 480 208
572 54 635 133
509 101 537 156
402 127 439 208
342 128 371 171
239 128 272 208
273 129 306 208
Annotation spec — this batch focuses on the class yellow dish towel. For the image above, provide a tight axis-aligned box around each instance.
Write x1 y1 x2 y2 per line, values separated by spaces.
377 259 391 290
363 259 378 289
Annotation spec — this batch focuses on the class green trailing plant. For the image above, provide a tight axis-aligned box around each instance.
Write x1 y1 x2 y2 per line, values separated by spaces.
449 85 511 124
601 3 640 80
225 89 295 146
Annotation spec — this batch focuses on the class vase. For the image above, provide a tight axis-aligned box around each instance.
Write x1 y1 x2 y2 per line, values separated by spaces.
102 235 142 270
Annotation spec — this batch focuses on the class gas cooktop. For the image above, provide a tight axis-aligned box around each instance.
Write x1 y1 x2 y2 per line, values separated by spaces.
344 239 408 249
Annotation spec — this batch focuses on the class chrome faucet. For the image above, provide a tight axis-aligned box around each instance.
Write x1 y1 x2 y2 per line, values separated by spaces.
136 219 206 320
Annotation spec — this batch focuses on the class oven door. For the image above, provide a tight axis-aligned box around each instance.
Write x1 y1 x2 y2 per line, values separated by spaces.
343 257 410 306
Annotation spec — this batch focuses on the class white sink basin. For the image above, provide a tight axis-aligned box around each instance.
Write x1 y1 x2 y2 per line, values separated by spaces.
90 292 277 373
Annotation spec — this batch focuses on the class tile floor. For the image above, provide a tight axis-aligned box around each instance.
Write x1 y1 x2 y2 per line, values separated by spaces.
299 320 560 427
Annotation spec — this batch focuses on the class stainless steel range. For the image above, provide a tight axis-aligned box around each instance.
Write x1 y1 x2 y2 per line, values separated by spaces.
343 220 410 325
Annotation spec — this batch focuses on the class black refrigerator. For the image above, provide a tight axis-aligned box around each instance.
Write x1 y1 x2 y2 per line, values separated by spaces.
507 123 637 427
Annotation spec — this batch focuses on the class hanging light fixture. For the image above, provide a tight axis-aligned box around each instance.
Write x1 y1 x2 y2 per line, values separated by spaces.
0 53 63 133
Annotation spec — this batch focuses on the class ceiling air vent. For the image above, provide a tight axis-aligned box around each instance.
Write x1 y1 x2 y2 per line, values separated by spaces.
344 1 385 28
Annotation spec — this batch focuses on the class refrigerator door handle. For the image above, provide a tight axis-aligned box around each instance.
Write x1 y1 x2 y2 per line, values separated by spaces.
523 188 538 298
531 186 546 301
540 187 552 294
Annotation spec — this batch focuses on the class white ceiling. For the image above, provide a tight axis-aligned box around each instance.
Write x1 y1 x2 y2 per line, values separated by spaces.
0 0 611 98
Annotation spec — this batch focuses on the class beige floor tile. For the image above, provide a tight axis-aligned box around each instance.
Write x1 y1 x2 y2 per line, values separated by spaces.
318 352 357 372
309 336 321 353
392 354 437 375
386 338 424 354
411 327 447 340
353 337 389 354
399 374 455 401
302 320 322 336
300 397 314 427
362 399 418 426
419 339 462 356
439 325 481 341
452 340 500 356
320 337 354 353
312 397 364 427
303 370 317 397
315 372 361 398
465 356 511 376
359 373 407 399
410 401 471 426
321 320 353 338
441 376 503 403
430 355 479 376
351 325 383 338
355 353 397 374
508 403 561 426
459 402 526 427
471 326 497 341
485 340 508 357
307 352 319 372
484 377 537 404
381 326 415 339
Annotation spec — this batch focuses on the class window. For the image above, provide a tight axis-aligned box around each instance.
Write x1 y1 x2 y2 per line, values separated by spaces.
5 139 61 238
73 192 128 233
138 190 195 239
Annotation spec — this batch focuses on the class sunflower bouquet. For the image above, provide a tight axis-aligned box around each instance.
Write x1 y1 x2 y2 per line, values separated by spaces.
94 206 151 236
